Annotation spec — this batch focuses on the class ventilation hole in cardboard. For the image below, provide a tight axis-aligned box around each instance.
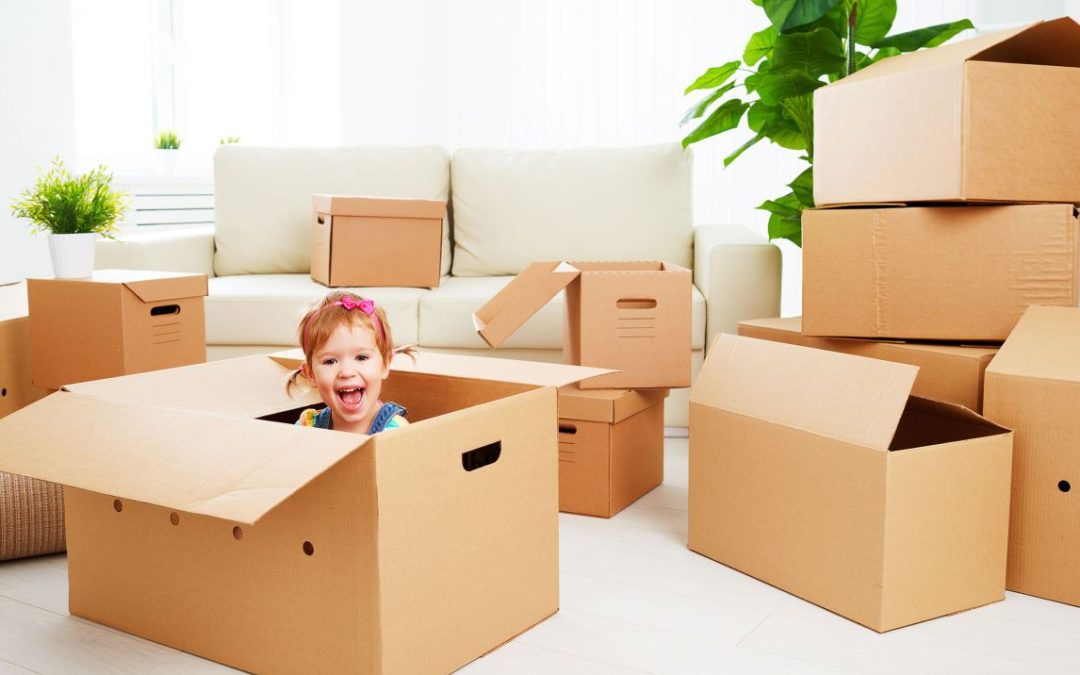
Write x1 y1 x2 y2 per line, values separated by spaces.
558 423 577 435
616 298 657 310
1060 480 1071 493
1 387 6 397
150 304 181 316
113 499 123 513
170 512 180 526
462 441 501 472
303 541 315 556
317 216 325 224
233 526 244 540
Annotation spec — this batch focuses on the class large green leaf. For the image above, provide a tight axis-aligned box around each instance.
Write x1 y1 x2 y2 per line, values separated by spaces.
755 70 825 106
759 192 802 218
748 102 805 150
724 133 765 167
770 27 845 78
788 167 814 206
684 60 742 95
745 59 771 93
767 211 803 246
681 99 749 148
854 0 897 46
872 19 974 52
680 82 736 125
764 0 843 34
744 26 778 65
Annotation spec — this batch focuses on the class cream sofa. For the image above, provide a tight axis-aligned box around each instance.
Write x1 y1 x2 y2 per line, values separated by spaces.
97 144 781 426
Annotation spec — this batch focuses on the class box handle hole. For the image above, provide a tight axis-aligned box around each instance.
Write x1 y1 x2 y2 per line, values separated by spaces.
1060 480 1071 493
558 423 577 435
616 298 656 310
150 304 181 317
462 441 501 472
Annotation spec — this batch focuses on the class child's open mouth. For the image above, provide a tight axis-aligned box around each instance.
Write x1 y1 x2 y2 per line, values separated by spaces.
336 386 366 413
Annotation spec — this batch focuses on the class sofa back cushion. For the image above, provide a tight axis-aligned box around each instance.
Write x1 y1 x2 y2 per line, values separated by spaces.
450 144 692 276
213 145 450 276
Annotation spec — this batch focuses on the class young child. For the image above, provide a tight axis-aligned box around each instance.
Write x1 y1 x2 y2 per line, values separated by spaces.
288 291 414 434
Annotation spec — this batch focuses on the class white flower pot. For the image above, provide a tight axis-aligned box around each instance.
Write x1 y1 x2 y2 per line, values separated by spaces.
48 232 97 279
153 149 179 175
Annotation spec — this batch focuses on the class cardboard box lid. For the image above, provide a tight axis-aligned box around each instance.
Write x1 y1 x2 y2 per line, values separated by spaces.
473 261 581 348
986 305 1080 384
312 194 447 219
39 269 209 303
694 334 918 450
557 385 669 423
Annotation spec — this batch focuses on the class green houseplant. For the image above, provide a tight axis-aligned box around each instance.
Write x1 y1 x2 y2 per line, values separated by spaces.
10 157 128 278
680 0 973 246
153 128 182 150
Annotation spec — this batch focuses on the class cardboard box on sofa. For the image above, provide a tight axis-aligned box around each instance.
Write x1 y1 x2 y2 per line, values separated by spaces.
803 204 1079 341
814 18 1080 206
474 260 692 389
28 270 208 390
557 385 667 517
689 334 1012 632
312 194 446 288
983 305 1080 606
0 350 608 674
738 317 998 413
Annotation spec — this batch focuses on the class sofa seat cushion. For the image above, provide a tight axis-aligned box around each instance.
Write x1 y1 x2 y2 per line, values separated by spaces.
450 144 693 276
419 275 706 350
206 274 425 346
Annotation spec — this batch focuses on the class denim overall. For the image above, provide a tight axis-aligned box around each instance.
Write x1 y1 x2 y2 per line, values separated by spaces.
308 401 407 433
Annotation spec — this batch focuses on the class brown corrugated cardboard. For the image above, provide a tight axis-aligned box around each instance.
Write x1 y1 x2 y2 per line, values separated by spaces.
803 204 1079 341
0 350 609 673
0 283 49 417
475 260 692 389
738 317 998 412
983 305 1080 606
815 18 1080 205
557 385 668 517
689 334 1012 632
311 194 446 288
28 270 207 390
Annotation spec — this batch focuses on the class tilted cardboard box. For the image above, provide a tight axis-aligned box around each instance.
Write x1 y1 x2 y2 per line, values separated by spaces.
474 260 692 389
557 385 668 517
984 305 1080 606
815 18 1080 206
803 204 1079 341
312 194 446 288
689 334 1013 632
738 317 998 412
28 269 208 390
0 351 608 673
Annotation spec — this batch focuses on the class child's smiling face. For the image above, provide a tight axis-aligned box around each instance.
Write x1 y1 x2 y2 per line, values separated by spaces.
304 320 390 434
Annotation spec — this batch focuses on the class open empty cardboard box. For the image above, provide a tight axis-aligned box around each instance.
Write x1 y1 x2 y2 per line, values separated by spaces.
689 334 1013 632
802 204 1079 341
312 194 447 288
474 260 692 389
0 351 608 673
28 269 208 390
557 385 668 517
815 18 1080 206
984 305 1080 606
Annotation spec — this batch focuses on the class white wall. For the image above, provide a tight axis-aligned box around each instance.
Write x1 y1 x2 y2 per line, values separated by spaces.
0 0 76 284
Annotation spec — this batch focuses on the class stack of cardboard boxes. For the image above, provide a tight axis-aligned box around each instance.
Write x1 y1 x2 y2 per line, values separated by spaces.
694 18 1080 631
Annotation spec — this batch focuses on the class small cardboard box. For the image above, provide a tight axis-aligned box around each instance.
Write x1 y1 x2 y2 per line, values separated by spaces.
815 18 1080 206
0 350 607 673
0 283 50 417
557 385 668 517
474 261 692 389
738 317 998 413
28 270 207 390
312 194 446 288
803 204 1079 341
689 334 1013 632
984 305 1080 606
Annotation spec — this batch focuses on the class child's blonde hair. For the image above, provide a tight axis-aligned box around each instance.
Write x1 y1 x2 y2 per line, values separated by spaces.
286 291 415 395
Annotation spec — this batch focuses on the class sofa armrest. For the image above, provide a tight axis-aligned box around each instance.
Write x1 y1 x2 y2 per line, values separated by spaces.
694 225 781 351
95 226 216 276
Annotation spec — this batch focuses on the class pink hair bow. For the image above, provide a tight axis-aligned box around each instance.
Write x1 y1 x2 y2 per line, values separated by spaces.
341 296 375 314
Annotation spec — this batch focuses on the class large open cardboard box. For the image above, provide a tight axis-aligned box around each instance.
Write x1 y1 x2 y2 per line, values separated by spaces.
984 305 1080 606
474 260 692 389
689 334 1013 632
0 351 607 673
557 385 667 517
802 204 1079 341
815 18 1080 206
29 269 208 389
738 317 998 412
311 194 446 288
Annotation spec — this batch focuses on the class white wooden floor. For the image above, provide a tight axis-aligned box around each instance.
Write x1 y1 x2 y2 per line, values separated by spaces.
2 437 1080 674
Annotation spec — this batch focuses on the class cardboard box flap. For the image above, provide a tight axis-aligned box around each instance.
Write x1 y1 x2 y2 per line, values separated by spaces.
986 305 1080 384
473 261 580 348
123 275 208 303
969 17 1080 68
0 392 365 525
272 348 614 388
694 334 917 449
558 385 668 423
312 194 447 220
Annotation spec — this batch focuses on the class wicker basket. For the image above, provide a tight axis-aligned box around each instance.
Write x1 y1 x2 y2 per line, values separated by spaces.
0 472 65 561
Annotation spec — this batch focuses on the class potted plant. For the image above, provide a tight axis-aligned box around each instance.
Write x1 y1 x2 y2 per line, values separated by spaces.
10 157 128 278
153 128 182 174
680 0 973 246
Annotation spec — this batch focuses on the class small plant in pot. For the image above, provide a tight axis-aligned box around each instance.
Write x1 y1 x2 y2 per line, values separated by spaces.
10 157 128 278
153 128 182 175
